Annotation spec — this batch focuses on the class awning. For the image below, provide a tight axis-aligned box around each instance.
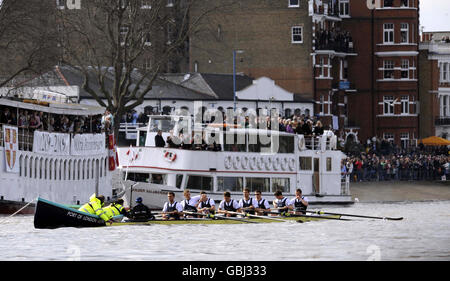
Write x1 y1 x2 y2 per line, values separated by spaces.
419 136 450 146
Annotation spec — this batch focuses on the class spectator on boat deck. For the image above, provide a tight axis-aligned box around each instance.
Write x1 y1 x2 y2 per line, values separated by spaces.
155 130 166 147
129 197 154 221
314 121 324 136
162 192 183 220
1 107 12 124
47 117 55 132
28 115 39 130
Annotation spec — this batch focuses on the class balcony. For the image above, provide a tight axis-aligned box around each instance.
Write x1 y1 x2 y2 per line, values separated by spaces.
315 30 356 54
435 117 450 126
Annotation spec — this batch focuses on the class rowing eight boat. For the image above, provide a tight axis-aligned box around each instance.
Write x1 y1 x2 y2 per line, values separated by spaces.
33 197 341 229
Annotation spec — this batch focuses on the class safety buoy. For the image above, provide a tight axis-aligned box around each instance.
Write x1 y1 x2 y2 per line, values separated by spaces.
265 157 272 170
233 156 241 170
256 157 264 170
164 151 177 162
280 158 288 171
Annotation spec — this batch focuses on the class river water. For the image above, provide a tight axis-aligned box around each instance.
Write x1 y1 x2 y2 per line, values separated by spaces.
0 199 449 261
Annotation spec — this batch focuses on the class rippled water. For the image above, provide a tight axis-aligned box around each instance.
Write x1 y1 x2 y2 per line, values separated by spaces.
0 201 449 261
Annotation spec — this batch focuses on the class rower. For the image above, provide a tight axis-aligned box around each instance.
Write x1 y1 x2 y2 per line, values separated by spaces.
254 190 271 216
218 191 241 217
162 192 183 220
197 191 216 214
291 188 309 215
273 190 293 215
238 188 257 215
180 189 200 217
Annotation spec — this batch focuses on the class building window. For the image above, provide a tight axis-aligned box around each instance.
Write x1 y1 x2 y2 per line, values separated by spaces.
400 133 409 149
319 57 325 77
443 96 448 117
383 60 394 79
141 0 152 9
143 58 152 71
383 133 394 142
144 32 151 46
326 158 332 172
383 0 394 7
401 59 409 79
167 0 174 7
401 96 409 114
383 96 395 115
186 175 213 191
400 23 409 43
289 0 300 8
400 0 409 7
443 63 449 82
320 95 325 114
56 0 65 9
339 0 349 16
292 26 303 43
299 157 312 170
384 23 394 44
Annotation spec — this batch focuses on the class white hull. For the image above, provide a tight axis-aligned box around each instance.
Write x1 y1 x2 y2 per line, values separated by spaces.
0 147 112 206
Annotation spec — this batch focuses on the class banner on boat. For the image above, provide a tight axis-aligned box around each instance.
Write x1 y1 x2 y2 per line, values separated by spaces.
33 131 70 156
3 126 20 173
71 133 105 156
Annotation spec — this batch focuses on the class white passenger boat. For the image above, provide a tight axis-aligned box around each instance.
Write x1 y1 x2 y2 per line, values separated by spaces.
116 115 352 209
0 97 113 214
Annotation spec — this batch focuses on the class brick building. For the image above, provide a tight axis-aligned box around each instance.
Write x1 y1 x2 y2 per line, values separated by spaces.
189 0 421 147
341 0 420 148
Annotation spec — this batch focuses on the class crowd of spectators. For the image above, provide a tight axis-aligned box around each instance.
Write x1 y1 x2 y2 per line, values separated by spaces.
0 105 110 135
342 138 450 182
315 28 354 53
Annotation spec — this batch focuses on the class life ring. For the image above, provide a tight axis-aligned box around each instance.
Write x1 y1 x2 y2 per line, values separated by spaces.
256 157 264 170
280 158 288 171
273 158 281 171
224 155 232 169
330 135 337 150
288 158 296 171
249 156 256 170
298 135 306 151
233 156 241 170
164 151 177 162
241 156 249 170
265 157 272 170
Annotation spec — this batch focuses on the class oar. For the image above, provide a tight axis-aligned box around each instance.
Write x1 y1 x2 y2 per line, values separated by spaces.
208 211 260 224
306 210 403 221
265 211 351 221
225 211 289 222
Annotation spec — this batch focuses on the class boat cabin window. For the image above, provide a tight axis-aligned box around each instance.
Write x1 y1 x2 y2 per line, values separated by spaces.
150 174 167 185
272 178 290 193
186 175 213 191
217 177 243 192
299 157 312 171
326 157 332 172
224 133 246 152
276 135 295 154
126 172 150 182
246 177 270 193
176 174 183 189
248 135 271 153
149 118 176 133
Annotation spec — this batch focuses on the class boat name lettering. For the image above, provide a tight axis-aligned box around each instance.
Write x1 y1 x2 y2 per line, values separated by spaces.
132 188 166 195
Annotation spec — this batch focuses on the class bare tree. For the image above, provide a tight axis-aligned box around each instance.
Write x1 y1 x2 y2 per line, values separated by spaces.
0 0 58 89
57 0 216 137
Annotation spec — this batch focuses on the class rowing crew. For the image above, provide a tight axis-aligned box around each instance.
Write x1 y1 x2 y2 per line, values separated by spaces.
161 188 308 220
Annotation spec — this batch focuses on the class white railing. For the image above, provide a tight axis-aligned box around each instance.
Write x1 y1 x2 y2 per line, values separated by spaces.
341 174 350 195
119 123 146 140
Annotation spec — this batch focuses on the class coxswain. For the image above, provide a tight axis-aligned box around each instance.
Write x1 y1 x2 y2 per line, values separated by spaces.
238 188 257 215
291 188 309 215
254 190 271 216
79 193 109 222
273 190 293 215
103 199 127 223
129 197 154 221
180 189 200 217
162 192 183 220
197 191 216 214
218 191 241 217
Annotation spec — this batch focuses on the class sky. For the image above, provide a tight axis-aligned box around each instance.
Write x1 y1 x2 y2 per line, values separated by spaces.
420 0 450 32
